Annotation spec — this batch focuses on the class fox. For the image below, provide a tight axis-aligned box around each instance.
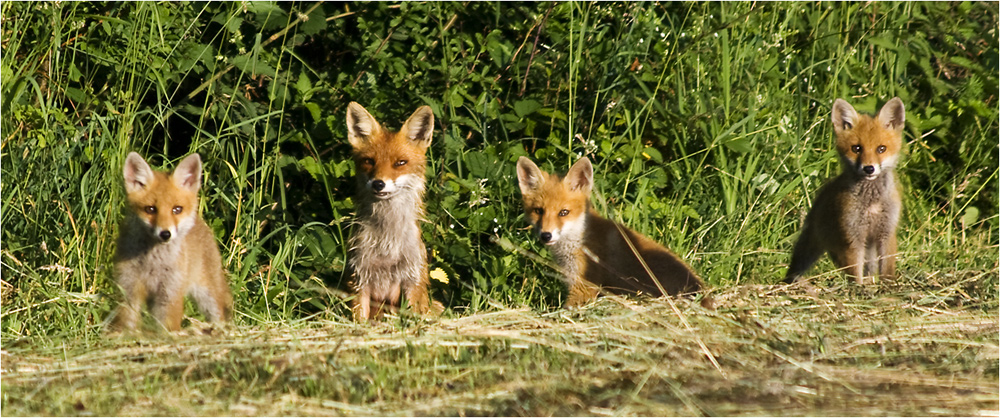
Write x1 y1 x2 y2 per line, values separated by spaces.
110 152 233 332
516 156 704 307
345 102 443 321
784 97 905 284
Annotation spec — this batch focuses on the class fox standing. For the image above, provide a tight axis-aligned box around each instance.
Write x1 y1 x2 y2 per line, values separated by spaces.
111 152 232 332
516 156 703 307
346 102 442 320
784 97 905 284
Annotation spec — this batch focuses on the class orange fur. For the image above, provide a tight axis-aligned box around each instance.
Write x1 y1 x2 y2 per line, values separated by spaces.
517 157 703 307
111 153 232 332
346 102 443 321
785 97 905 284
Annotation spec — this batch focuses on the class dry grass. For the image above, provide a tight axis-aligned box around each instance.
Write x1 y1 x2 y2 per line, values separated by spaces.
3 273 997 416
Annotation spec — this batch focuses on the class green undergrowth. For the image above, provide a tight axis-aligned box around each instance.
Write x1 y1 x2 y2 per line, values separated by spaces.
1 2 997 415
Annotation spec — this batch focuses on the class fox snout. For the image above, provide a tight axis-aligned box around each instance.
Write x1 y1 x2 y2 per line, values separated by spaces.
534 223 566 245
844 146 895 180
854 158 883 180
536 228 562 245
362 175 407 199
146 220 182 243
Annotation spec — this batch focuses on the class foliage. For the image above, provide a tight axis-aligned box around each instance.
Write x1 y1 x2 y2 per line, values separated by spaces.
2 1 996 337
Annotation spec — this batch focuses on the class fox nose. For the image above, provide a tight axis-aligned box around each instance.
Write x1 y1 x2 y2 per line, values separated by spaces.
862 165 876 175
159 230 172 241
371 180 386 192
539 232 552 243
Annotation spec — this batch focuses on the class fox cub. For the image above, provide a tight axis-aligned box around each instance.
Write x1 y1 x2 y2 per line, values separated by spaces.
516 156 703 307
346 102 443 321
111 152 232 332
784 97 905 284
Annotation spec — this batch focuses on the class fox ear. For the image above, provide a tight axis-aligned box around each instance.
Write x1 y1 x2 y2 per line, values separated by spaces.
346 102 382 149
123 152 155 194
516 157 545 195
831 99 858 133
564 157 594 194
172 153 203 193
401 106 434 146
877 97 905 131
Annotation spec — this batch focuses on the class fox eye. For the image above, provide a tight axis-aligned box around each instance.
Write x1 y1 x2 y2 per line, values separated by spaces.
876 145 886 154
558 209 570 217
144 206 157 214
533 208 544 215
362 158 375 166
172 206 183 215
394 160 408 167
851 145 862 153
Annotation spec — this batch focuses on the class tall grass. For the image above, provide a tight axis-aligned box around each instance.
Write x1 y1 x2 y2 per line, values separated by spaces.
2 1 996 338
2 2 996 415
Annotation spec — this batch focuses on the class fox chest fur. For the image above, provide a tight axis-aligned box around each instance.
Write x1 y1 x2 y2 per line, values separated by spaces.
821 171 901 249
116 214 185 294
348 190 427 299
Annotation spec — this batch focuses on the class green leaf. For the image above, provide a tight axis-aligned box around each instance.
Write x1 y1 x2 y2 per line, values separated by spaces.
295 73 313 94
304 102 321 123
299 5 327 36
724 138 753 154
680 205 701 220
961 206 980 228
642 147 663 163
866 36 898 51
513 100 541 118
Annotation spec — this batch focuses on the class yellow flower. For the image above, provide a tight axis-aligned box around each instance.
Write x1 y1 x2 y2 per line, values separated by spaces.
429 267 449 284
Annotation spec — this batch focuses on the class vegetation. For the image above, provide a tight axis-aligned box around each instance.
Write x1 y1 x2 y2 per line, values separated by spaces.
2 2 996 415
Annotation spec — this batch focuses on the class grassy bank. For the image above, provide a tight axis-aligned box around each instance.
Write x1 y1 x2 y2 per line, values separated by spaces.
4 274 997 416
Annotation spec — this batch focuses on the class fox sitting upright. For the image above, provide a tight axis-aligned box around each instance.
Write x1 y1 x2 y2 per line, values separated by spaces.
111 152 233 332
346 102 443 321
784 97 905 284
516 156 703 307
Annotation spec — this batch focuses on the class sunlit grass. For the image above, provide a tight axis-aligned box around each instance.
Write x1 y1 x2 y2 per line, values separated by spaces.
1 2 996 415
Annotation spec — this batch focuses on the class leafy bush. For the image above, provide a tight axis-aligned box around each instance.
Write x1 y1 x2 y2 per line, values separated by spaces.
2 2 996 337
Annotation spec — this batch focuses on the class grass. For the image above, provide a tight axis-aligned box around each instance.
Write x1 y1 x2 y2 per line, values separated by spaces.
3 271 996 416
1 2 998 415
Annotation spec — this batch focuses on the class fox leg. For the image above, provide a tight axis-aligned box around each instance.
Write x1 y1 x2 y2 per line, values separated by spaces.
378 282 402 317
784 229 825 283
151 290 187 332
864 245 879 278
836 245 867 285
404 278 443 317
111 280 147 332
353 287 371 321
878 234 897 280
564 279 600 307
189 279 232 323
